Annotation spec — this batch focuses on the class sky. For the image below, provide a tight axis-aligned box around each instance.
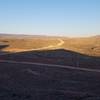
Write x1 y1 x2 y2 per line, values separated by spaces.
0 0 100 37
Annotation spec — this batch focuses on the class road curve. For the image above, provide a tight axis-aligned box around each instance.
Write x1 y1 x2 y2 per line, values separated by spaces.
1 38 64 53
56 38 64 47
0 60 100 73
19 38 64 51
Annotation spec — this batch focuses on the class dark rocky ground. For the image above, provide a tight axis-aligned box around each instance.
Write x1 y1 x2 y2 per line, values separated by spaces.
0 48 100 100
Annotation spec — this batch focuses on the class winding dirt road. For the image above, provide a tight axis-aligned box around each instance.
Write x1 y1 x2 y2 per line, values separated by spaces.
0 38 99 73
18 38 64 51
1 38 64 53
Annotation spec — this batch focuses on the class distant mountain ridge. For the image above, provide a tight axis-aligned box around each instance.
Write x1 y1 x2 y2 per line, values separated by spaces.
0 33 49 38
0 33 100 38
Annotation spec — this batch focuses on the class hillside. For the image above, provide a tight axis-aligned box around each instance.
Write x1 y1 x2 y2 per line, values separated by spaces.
62 37 100 56
0 34 100 56
0 34 100 100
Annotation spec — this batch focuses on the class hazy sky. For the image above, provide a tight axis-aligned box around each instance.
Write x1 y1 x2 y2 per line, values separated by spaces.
0 0 100 36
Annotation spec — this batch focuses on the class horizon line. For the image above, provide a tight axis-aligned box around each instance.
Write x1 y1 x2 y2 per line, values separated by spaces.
0 32 100 38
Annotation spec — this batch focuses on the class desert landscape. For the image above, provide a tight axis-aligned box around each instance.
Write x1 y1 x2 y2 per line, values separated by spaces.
0 34 100 56
0 0 99 99
0 34 100 100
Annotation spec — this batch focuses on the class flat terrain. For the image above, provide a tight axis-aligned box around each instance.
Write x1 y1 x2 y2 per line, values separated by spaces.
0 34 100 100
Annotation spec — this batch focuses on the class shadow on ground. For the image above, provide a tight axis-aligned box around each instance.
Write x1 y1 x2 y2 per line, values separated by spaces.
0 44 9 54
1 48 100 69
0 44 9 50
0 48 100 100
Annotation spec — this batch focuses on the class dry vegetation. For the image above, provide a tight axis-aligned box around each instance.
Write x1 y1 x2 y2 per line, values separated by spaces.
0 35 100 100
0 35 100 56
0 37 58 52
61 37 100 56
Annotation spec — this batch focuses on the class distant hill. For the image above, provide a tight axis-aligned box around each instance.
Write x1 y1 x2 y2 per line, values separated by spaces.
0 33 52 38
0 33 100 56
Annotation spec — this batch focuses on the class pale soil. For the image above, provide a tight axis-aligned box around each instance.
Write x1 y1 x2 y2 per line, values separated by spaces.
61 37 100 56
0 36 100 56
